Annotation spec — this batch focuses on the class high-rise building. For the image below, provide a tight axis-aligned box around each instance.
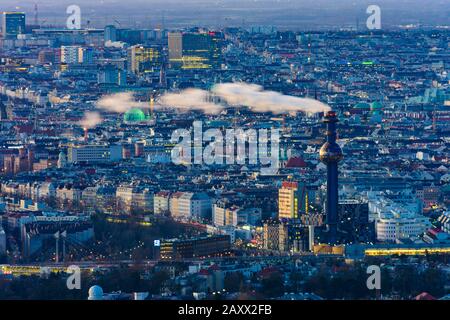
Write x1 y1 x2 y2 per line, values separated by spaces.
278 181 309 220
60 46 94 65
319 111 344 245
2 148 33 175
78 47 94 64
168 31 223 69
337 200 375 243
181 32 213 69
104 25 117 42
0 99 7 120
38 49 57 64
263 220 289 252
127 45 161 75
2 12 26 38
60 46 79 64
0 226 6 255
168 32 183 61
98 64 127 87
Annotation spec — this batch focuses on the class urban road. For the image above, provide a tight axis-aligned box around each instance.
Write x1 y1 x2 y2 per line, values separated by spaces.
1 253 334 276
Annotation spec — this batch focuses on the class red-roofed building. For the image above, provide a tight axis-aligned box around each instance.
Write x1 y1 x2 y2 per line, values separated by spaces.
258 266 279 279
414 292 436 300
285 157 307 168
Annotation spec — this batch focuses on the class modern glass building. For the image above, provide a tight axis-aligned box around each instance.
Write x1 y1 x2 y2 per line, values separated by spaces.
2 12 26 38
104 25 117 42
168 31 223 69
127 45 162 75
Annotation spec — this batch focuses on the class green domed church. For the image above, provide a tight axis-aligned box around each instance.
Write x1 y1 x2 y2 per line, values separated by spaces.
123 108 148 123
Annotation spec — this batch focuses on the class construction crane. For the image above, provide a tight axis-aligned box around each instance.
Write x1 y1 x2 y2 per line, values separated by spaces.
113 18 122 27
34 3 39 26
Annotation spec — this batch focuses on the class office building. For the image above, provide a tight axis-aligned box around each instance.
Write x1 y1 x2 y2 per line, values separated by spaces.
67 145 122 163
278 181 309 220
213 202 261 227
2 12 25 38
160 235 231 260
104 25 117 42
168 31 223 69
116 186 154 214
168 32 183 61
0 227 5 255
337 200 375 243
263 220 289 252
181 32 214 69
78 47 94 64
127 45 161 75
38 49 57 64
170 192 212 220
153 191 171 215
61 46 94 65
375 207 431 242
98 64 127 86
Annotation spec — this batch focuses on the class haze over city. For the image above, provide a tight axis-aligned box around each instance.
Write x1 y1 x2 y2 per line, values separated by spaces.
3 0 450 29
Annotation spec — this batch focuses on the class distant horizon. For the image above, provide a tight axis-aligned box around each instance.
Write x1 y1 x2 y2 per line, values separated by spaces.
2 0 449 30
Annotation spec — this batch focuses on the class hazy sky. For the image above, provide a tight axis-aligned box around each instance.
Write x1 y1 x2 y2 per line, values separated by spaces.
2 0 449 29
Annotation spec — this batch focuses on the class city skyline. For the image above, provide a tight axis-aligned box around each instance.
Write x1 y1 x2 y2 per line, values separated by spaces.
1 0 449 29
0 1 449 304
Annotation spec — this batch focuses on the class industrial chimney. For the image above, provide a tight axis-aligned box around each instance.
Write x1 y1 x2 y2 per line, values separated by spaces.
319 111 343 244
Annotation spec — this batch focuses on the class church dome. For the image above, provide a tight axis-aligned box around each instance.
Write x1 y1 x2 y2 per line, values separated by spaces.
88 285 103 300
370 101 383 115
353 102 371 110
123 108 146 122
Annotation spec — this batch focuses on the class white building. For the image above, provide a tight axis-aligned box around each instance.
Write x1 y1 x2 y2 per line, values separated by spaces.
61 46 94 64
438 211 450 234
56 185 82 203
67 145 122 163
61 46 79 64
32 182 56 200
213 203 261 227
144 146 171 164
170 192 211 220
368 191 430 242
153 191 171 215
375 207 431 242
116 186 153 214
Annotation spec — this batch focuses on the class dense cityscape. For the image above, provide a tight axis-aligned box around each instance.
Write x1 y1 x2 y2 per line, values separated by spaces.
0 1 449 303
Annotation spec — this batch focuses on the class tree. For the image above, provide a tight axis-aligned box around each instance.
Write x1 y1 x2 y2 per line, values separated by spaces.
419 267 445 298
224 272 244 293
261 272 284 298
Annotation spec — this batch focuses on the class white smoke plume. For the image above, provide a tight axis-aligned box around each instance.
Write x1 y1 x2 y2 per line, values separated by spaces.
94 83 330 118
212 83 331 114
96 92 148 113
159 88 223 114
79 111 103 129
